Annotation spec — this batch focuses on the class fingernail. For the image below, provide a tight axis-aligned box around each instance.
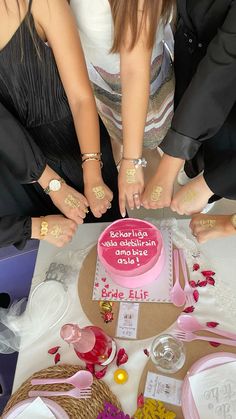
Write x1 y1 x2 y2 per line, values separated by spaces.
137 206 140 209
121 212 126 218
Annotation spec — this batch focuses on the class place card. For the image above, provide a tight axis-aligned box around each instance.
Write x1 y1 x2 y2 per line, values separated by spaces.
144 372 183 406
116 302 140 339
189 361 236 419
92 228 173 303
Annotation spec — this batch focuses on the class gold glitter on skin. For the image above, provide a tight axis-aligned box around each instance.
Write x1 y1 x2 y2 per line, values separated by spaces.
183 189 197 203
64 194 80 208
151 186 163 202
126 168 136 184
50 225 63 238
92 186 105 200
199 219 216 228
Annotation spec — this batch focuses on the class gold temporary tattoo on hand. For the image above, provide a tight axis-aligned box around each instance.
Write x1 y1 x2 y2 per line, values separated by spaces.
183 189 197 203
126 168 136 184
64 194 80 208
151 186 163 202
92 186 105 200
199 219 216 228
50 224 63 238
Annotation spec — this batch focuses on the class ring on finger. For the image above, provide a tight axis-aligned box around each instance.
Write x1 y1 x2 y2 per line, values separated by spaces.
132 192 140 198
107 202 112 209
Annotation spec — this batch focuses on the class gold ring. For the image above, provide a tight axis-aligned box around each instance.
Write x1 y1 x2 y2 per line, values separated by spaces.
133 193 139 198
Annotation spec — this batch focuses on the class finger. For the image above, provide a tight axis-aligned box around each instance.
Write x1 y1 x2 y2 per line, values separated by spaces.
119 194 126 218
126 194 135 211
133 193 141 209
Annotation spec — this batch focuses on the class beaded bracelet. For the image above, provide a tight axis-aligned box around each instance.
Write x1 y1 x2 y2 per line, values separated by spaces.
40 218 48 239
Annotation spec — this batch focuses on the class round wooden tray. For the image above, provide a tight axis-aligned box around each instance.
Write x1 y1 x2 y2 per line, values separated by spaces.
78 245 183 340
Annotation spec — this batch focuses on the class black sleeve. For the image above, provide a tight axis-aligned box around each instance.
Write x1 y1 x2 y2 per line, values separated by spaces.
0 102 46 183
160 1 236 159
204 151 236 200
0 216 32 249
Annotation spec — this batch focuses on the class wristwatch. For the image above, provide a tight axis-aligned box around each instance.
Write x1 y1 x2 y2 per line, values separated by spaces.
43 178 65 194
230 214 236 229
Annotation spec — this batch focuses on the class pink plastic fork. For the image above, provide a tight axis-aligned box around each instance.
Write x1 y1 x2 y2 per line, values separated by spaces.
28 387 91 399
179 248 194 306
172 329 236 347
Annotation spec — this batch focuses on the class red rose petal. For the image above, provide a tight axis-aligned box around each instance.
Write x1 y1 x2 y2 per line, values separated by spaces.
206 277 215 286
116 348 128 367
201 270 215 277
209 341 221 347
193 263 200 271
94 366 108 379
143 349 150 357
54 353 61 364
206 322 219 328
137 393 145 408
183 306 195 313
189 280 197 288
48 346 60 355
193 290 199 302
86 363 95 375
198 280 208 287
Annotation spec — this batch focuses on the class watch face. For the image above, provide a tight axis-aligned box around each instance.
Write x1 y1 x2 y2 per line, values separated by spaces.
49 179 61 192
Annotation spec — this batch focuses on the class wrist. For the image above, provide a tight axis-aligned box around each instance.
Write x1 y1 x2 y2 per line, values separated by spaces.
31 217 41 240
83 160 103 182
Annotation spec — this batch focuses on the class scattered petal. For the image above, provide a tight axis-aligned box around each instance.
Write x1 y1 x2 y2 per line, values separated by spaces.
201 270 215 277
54 352 60 364
116 348 129 367
193 263 200 271
197 280 208 287
193 290 199 302
86 363 95 375
206 277 215 286
95 366 108 379
189 280 197 288
209 341 221 347
143 348 150 357
183 306 195 313
206 322 219 328
137 393 145 408
48 346 60 355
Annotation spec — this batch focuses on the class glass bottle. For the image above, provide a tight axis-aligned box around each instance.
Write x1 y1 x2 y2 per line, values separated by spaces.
60 323 116 365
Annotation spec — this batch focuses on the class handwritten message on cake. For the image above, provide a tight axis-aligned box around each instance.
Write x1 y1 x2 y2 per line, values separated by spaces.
100 228 158 271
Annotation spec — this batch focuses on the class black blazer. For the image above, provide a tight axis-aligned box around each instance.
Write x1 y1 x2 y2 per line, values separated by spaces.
161 0 236 160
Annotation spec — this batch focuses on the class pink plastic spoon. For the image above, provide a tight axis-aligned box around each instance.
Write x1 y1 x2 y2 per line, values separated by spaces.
31 370 93 389
178 314 236 340
170 249 186 307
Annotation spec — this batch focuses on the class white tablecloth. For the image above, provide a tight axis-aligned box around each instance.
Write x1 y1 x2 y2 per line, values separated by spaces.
12 220 236 415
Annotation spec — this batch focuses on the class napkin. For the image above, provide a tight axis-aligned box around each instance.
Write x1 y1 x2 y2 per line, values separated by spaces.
16 397 56 419
189 361 236 419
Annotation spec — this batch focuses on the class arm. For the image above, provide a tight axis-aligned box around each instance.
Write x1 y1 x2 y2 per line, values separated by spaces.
118 1 159 215
160 0 236 160
33 0 112 218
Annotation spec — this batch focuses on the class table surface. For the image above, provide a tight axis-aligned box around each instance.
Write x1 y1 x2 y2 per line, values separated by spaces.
12 219 236 417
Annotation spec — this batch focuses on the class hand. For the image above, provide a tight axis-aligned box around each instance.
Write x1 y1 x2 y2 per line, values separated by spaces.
32 215 77 247
50 183 89 225
141 174 174 209
171 175 213 215
84 179 113 218
118 160 144 217
190 214 236 243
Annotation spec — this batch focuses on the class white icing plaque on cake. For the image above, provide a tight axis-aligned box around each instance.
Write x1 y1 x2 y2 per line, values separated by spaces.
92 228 173 303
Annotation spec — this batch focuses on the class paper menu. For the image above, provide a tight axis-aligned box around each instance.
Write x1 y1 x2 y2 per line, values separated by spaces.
144 371 183 406
189 361 236 419
92 228 172 303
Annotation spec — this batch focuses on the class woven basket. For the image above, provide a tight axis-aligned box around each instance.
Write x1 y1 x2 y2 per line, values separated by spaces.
2 364 121 418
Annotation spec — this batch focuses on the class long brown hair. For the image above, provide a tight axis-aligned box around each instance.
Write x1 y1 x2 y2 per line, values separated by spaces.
109 0 175 52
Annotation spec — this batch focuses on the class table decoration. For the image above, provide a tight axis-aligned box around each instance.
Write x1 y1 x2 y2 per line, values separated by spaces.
133 399 176 419
2 365 122 419
97 402 130 418
113 369 129 385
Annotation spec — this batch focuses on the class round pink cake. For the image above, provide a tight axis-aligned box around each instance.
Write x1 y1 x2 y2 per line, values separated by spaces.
97 218 165 288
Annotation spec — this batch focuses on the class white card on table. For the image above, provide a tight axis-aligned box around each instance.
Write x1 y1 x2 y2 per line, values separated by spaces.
116 302 140 339
189 361 236 419
144 371 183 406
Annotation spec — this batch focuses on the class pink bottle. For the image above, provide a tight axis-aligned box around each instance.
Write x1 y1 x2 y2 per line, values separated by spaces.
60 323 116 366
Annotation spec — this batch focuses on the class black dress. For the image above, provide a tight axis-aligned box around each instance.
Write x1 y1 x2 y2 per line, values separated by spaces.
160 0 236 200
0 3 121 248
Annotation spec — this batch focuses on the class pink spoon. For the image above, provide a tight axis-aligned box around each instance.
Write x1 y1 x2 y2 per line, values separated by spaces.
31 370 93 389
178 314 236 340
170 249 186 307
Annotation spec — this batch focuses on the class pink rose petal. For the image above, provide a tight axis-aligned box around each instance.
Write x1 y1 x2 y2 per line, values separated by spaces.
189 280 197 288
197 280 208 287
193 290 199 302
206 322 219 328
209 341 221 347
137 393 144 408
143 349 150 357
48 346 60 355
95 366 108 379
206 277 215 286
116 348 128 367
193 263 200 271
183 306 195 313
201 270 215 277
86 363 95 375
54 353 61 364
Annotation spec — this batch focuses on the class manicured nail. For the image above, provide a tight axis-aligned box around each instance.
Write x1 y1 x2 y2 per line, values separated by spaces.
122 212 126 218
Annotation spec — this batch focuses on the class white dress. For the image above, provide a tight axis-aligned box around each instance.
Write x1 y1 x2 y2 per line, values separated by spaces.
71 0 174 149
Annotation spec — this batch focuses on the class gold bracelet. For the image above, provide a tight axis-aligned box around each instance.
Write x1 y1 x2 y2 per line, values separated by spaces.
81 157 103 168
81 152 102 160
40 218 48 239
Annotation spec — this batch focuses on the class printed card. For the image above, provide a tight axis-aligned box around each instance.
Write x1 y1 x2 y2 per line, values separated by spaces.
116 302 140 339
144 371 183 406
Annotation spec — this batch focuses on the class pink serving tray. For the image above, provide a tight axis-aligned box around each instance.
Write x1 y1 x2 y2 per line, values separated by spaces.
3 397 69 419
181 352 236 419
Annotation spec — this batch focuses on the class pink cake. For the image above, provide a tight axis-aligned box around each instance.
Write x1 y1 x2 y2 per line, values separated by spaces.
97 218 165 288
